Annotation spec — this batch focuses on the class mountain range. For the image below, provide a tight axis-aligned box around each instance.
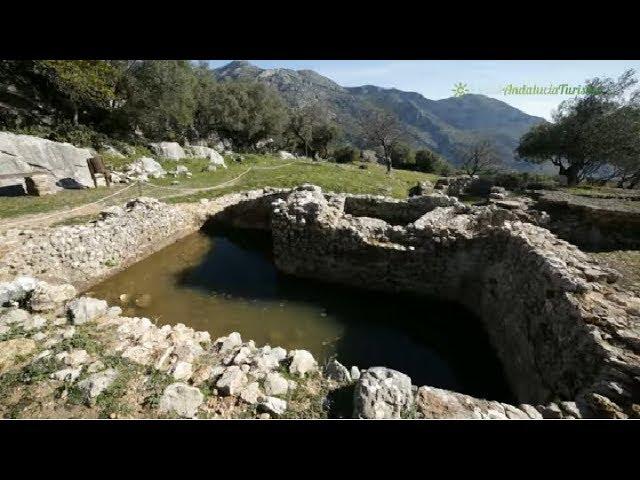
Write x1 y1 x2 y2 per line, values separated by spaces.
214 61 546 171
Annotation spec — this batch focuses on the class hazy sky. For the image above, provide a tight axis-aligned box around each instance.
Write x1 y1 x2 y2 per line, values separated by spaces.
207 60 640 120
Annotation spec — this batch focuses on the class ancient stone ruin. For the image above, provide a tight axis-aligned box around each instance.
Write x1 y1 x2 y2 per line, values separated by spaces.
1 185 639 419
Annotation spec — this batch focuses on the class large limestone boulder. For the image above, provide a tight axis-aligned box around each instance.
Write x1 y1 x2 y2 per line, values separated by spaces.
353 367 414 419
188 146 227 168
149 142 187 160
126 157 166 179
0 131 94 188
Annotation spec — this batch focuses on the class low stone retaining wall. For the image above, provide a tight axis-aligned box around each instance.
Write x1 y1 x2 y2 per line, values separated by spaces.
267 185 640 417
534 190 640 250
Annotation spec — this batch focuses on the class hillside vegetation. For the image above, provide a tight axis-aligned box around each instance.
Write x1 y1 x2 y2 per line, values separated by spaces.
0 155 439 220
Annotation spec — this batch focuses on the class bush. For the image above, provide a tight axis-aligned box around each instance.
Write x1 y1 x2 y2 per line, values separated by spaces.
333 146 360 163
389 143 414 169
489 171 559 191
415 149 440 172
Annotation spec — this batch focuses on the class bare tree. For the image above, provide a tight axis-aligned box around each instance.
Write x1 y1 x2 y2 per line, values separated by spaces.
359 109 403 173
458 140 500 176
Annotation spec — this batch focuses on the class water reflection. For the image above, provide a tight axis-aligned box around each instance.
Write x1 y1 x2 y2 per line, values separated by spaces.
88 228 514 402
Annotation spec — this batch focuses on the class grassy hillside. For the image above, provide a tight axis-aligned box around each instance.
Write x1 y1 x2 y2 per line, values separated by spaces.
0 155 438 220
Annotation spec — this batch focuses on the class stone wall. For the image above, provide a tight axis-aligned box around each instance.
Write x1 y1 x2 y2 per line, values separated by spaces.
267 185 640 417
342 193 464 225
534 190 640 250
0 197 200 288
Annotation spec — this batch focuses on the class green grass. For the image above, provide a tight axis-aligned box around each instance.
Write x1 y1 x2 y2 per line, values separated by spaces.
0 155 438 222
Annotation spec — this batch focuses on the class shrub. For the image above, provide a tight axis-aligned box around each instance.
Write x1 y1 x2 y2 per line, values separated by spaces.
333 146 360 164
415 149 441 172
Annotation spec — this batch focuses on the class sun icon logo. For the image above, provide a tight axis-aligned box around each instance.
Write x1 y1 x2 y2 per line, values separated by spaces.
452 82 469 97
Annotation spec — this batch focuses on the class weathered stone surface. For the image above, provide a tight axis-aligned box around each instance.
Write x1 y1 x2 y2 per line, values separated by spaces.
534 190 640 250
264 372 289 396
269 185 640 417
240 382 262 404
216 365 248 396
77 368 118 401
22 314 47 331
187 145 227 168
0 276 37 306
415 385 538 419
29 282 76 312
258 396 287 415
353 367 414 419
0 338 36 373
0 131 95 188
67 297 108 325
325 359 351 383
158 382 204 418
0 197 198 286
288 349 317 377
126 157 166 179
149 142 186 160
0 308 30 326
215 332 242 354
56 349 90 366
171 361 193 381
51 366 82 382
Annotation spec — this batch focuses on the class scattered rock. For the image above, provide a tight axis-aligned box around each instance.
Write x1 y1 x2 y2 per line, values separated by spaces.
353 367 413 419
288 349 317 377
240 382 262 404
264 372 289 396
0 308 30 326
77 369 118 401
158 383 204 418
258 396 287 415
325 359 351 383
0 276 38 306
29 282 76 312
215 365 248 396
67 297 108 325
215 332 242 354
171 361 193 381
149 142 186 160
